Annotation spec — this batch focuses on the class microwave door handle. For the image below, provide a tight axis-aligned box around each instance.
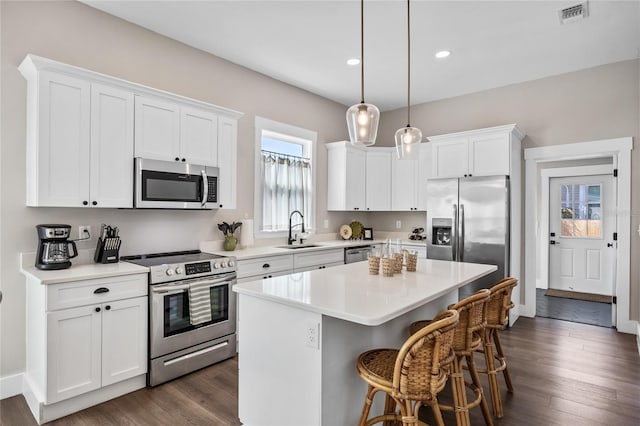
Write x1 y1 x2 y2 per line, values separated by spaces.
201 170 208 207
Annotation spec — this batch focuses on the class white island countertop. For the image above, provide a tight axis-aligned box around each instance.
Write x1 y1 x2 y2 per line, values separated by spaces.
233 258 496 326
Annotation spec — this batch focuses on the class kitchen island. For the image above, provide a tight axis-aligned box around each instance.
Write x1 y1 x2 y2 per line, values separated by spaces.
233 258 497 426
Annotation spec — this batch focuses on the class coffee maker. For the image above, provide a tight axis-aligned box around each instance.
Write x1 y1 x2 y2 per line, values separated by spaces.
35 224 78 270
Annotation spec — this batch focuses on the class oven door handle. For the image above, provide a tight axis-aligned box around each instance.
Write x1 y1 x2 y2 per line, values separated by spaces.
151 274 236 294
152 284 190 294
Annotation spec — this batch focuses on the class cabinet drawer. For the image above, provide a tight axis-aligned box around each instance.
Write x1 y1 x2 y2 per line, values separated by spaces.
47 274 147 311
294 249 344 269
237 255 294 279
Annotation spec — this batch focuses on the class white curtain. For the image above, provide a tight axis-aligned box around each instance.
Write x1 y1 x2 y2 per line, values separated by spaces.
261 152 311 232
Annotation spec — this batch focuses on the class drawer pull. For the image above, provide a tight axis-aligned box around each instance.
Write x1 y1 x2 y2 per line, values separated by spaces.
94 287 110 294
262 263 270 269
95 307 101 312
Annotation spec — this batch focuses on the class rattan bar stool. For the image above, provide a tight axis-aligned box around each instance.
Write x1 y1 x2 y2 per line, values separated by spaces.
476 277 518 418
356 309 459 426
410 289 494 426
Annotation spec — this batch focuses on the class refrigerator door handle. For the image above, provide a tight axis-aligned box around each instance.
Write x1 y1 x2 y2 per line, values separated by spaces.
452 204 458 261
459 204 465 262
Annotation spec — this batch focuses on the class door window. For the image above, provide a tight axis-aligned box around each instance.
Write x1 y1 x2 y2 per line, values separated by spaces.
560 183 602 238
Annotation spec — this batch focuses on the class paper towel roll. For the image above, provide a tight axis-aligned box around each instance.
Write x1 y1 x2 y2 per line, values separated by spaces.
240 219 254 248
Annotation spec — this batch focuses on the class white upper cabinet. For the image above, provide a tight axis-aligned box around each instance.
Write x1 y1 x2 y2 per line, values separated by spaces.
20 63 134 208
217 116 238 209
429 124 523 179
19 54 243 209
327 142 431 212
90 84 134 208
133 96 180 162
365 150 391 211
327 142 366 211
391 155 419 211
134 97 219 167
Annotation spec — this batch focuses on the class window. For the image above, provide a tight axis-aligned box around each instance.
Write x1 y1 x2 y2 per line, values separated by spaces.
254 117 316 238
560 183 602 238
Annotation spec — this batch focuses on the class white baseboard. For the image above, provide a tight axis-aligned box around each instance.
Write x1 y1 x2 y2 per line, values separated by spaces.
0 373 23 400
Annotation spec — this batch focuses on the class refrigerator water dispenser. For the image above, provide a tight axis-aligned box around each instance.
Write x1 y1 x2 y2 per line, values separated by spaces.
431 218 452 246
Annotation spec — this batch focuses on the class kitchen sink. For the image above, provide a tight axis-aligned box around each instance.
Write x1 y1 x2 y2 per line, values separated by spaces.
276 244 321 249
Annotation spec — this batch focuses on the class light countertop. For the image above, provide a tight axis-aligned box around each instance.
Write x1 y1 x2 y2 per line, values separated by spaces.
233 259 496 326
20 252 149 284
201 239 387 260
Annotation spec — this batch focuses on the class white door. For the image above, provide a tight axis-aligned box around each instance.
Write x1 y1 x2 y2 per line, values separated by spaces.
101 297 148 387
134 95 180 161
345 148 366 210
391 155 418 211
90 84 134 208
549 175 615 295
217 116 238 209
365 150 391 211
47 305 102 403
430 137 468 178
180 106 218 166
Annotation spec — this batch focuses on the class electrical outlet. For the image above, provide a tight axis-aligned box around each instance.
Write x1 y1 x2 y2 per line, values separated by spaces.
305 321 319 349
79 225 92 241
396 220 402 229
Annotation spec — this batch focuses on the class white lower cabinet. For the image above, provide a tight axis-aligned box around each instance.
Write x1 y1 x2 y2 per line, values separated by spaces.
25 273 148 423
293 249 344 272
236 254 294 281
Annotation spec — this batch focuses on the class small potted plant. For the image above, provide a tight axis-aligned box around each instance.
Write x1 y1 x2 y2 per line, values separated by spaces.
218 221 242 251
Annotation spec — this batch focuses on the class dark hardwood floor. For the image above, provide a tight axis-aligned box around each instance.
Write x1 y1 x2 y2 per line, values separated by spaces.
2 317 639 425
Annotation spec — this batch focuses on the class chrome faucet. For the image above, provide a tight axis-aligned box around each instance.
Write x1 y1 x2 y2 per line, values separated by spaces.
288 210 305 245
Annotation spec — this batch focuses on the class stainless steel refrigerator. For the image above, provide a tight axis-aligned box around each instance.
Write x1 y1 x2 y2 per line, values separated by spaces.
426 176 509 300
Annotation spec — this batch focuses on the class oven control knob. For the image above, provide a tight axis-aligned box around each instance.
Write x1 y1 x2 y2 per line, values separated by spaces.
175 267 183 275
227 260 234 268
166 268 175 276
221 261 228 268
213 262 220 269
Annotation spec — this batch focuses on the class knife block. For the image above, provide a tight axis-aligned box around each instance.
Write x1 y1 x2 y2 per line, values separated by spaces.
94 237 121 263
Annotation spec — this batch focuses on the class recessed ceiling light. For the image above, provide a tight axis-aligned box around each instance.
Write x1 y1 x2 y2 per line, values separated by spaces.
435 50 451 59
347 58 360 66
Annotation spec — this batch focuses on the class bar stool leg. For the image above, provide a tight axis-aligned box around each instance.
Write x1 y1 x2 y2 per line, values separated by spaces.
450 356 471 426
483 328 503 418
466 354 494 426
359 385 377 426
430 399 446 426
493 330 514 392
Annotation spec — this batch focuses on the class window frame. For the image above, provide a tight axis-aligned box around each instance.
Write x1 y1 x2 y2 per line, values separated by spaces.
254 116 317 240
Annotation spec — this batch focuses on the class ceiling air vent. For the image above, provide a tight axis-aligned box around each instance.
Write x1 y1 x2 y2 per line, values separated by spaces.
558 2 589 24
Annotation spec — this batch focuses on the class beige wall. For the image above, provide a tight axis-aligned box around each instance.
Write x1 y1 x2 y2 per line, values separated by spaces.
0 0 355 377
1 0 638 380
379 59 640 320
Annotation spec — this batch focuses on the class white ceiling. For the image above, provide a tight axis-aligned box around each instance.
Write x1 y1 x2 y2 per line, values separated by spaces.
82 0 640 112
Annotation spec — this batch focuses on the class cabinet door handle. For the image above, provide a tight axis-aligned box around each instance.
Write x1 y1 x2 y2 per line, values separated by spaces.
92 201 98 206
181 158 186 162
94 287 110 294
219 204 224 208
105 305 111 311
95 307 101 312
82 201 88 206
175 157 180 161
262 263 270 269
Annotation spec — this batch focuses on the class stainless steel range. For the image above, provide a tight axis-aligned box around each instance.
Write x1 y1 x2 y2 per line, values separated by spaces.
122 250 236 386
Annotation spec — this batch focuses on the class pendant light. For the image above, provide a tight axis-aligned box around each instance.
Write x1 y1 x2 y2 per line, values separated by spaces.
395 0 422 160
346 0 379 147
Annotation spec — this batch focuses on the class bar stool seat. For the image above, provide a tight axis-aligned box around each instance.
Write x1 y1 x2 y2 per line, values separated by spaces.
410 289 494 426
356 309 459 426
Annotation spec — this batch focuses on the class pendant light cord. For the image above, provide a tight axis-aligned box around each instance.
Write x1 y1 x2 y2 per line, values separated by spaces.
406 0 411 127
360 0 365 104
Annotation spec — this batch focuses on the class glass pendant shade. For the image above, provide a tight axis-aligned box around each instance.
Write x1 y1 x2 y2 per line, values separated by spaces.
346 102 380 146
395 125 422 160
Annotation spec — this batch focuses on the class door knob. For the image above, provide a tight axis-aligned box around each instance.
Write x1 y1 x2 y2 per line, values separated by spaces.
550 240 559 245
607 243 614 247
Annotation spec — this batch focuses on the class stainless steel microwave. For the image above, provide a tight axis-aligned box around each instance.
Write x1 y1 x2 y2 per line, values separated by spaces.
134 158 219 209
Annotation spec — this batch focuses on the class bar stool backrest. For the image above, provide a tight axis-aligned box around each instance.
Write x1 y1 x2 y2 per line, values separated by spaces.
447 289 491 354
486 278 518 328
392 309 459 400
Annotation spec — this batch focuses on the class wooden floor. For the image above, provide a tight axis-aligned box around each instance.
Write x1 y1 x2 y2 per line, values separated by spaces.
1 317 639 425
